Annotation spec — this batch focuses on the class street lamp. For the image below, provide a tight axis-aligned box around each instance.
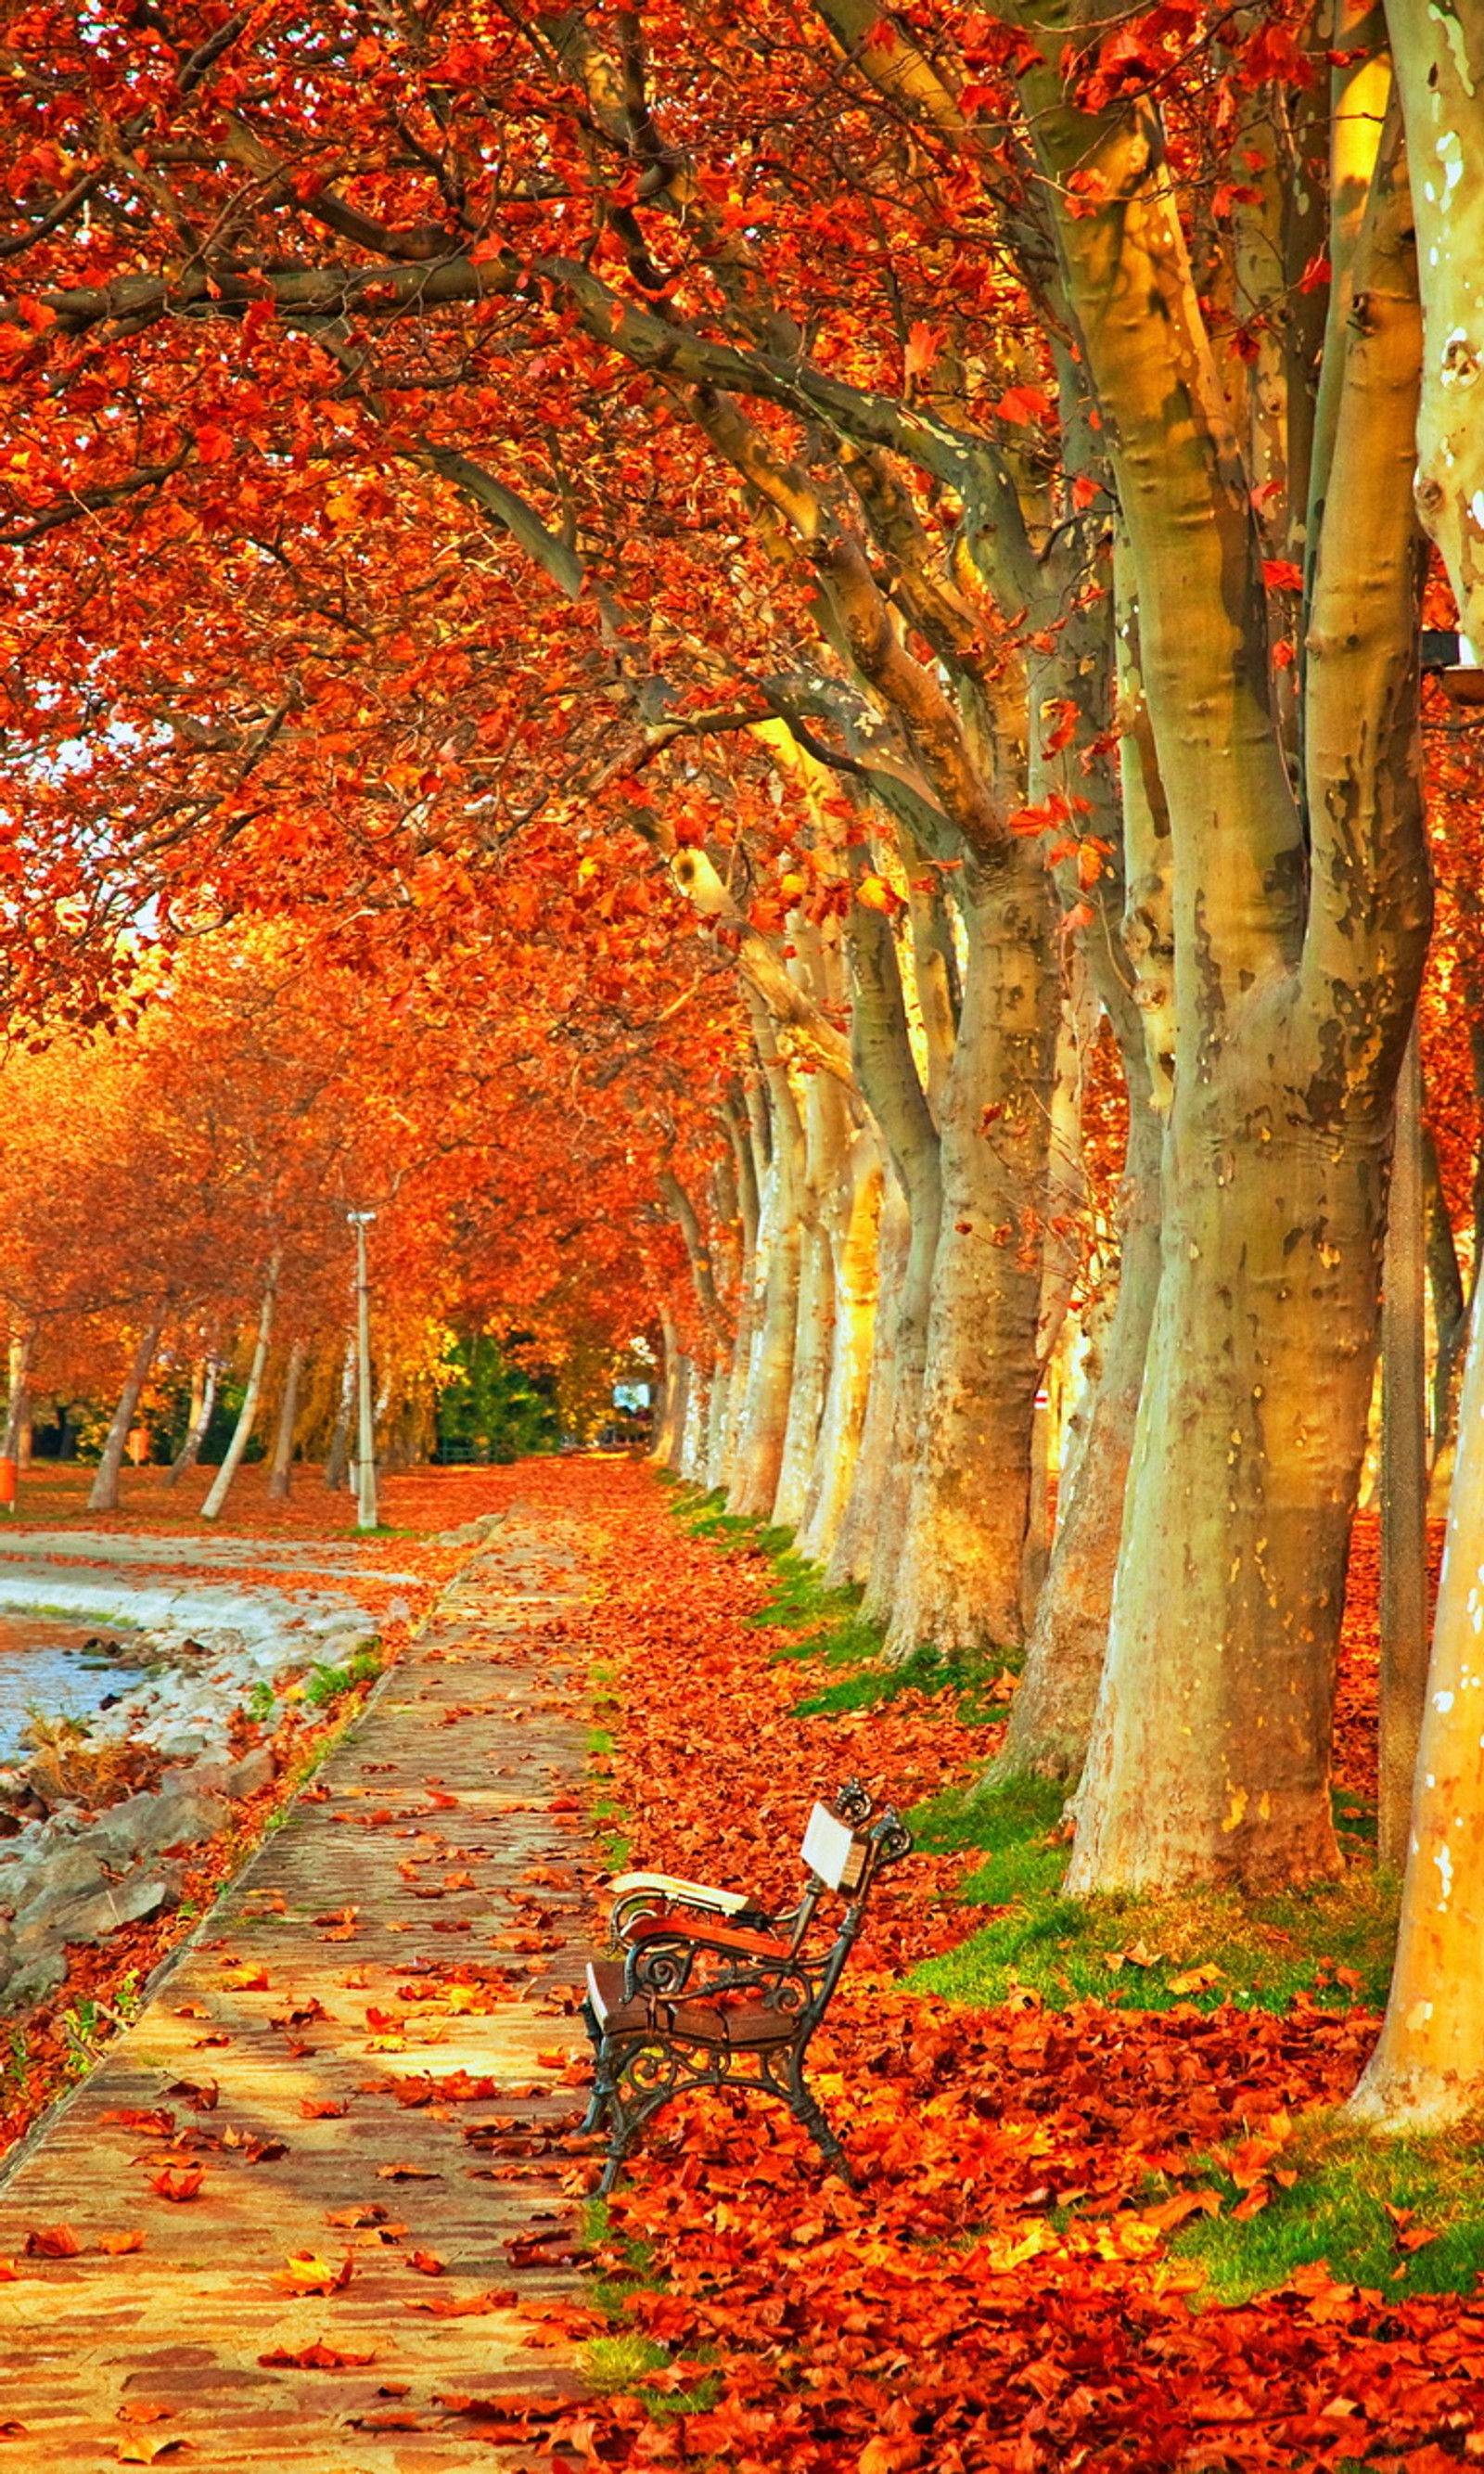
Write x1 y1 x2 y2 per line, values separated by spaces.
347 1211 377 1532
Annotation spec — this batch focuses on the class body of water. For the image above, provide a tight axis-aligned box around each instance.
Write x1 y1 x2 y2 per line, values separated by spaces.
0 1616 147 1767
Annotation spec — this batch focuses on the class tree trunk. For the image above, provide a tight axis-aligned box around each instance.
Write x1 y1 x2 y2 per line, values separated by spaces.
799 1137 884 1568
651 1306 683 1468
727 1019 803 1518
202 1258 279 1521
1347 1266 1484 2130
267 1335 306 1504
886 857 1058 1658
667 1353 691 1477
324 1334 354 1490
1380 1025 1429 1868
997 1086 1163 1782
720 1088 761 1478
704 1353 731 1488
839 868 942 1615
679 1358 709 1482
2 1331 32 1463
1424 1122 1466 1494
862 1183 939 1621
827 1172 909 1587
87 1315 165 1515
168 1355 217 1485
772 1221 833 1531
1000 48 1427 1894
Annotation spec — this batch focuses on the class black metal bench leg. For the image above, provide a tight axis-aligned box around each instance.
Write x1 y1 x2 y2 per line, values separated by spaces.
593 2054 681 2194
577 1993 612 2136
787 2051 854 2184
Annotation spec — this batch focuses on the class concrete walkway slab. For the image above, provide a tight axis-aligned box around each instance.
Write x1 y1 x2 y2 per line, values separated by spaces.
0 1517 598 2470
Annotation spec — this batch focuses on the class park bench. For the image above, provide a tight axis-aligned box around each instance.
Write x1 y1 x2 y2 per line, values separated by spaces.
580 1781 913 2194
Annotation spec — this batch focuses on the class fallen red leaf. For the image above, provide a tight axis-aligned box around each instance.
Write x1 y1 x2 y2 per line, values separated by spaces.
24 2225 81 2257
147 2169 204 2203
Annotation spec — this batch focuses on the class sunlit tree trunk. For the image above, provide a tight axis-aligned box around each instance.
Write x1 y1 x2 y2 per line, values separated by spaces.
828 1173 909 1587
1340 0 1484 2128
999 1082 1163 1780
774 1047 851 1529
1348 1269 1484 2128
679 1358 709 1483
667 1353 691 1478
835 864 941 1605
267 1335 306 1504
2 1329 32 1464
886 856 1057 1657
651 1304 683 1469
727 1017 803 1518
1003 35 1430 1891
202 1256 280 1521
87 1314 165 1515
169 1354 217 1486
1380 1027 1429 1865
799 1135 884 1567
721 1087 761 1479
704 1359 730 1488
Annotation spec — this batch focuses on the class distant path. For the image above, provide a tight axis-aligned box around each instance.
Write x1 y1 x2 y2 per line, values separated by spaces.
0 1510 597 2469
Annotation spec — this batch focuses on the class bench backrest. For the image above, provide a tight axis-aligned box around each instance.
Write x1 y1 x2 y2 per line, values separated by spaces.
800 1800 869 1893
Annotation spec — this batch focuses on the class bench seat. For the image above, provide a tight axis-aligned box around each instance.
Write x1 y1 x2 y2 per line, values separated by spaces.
586 1960 798 2051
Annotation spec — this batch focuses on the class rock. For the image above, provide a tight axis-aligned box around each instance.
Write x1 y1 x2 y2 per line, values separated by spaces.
0 1947 65 2014
150 1727 212 1761
90 1788 228 1865
182 1748 274 1801
17 1866 170 1954
11 1846 107 1928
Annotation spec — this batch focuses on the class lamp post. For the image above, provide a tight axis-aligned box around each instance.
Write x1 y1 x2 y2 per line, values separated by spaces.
347 1211 377 1532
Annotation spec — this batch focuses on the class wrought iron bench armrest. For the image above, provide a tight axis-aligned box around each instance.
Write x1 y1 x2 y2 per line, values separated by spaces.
607 1871 775 1944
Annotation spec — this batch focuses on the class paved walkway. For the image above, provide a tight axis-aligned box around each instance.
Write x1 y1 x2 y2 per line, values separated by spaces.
0 1516 598 2470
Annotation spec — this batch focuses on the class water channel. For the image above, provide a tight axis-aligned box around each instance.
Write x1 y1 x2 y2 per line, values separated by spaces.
0 1615 147 1766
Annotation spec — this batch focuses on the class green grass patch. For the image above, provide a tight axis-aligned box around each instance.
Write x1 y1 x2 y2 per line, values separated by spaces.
794 1639 1019 1724
906 1775 1397 2019
745 1550 864 1635
672 1486 795 1560
679 1497 1021 1727
580 2205 721 2420
302 1644 384 1708
1171 2109 1484 2302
